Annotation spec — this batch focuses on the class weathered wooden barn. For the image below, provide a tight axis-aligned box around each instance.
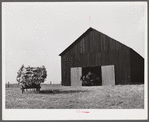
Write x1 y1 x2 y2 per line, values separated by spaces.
59 27 144 86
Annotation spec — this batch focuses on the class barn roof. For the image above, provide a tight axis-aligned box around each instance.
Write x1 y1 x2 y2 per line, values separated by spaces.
59 27 132 56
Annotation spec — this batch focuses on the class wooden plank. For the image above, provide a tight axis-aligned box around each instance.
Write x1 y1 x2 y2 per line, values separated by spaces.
101 35 104 51
88 31 92 53
86 33 89 53
85 53 90 66
71 67 82 86
93 53 96 66
126 49 131 84
94 31 99 53
85 33 89 53
88 53 91 66
67 67 70 85
95 53 98 66
75 54 78 67
95 31 99 53
109 38 112 50
115 41 118 50
106 36 110 51
92 30 96 53
84 35 87 53
115 51 120 84
80 38 83 53
115 41 120 50
104 36 107 51
111 39 116 50
119 50 129 84
77 40 80 54
91 31 94 52
77 54 82 66
90 53 93 66
82 37 85 54
70 54 73 67
89 53 95 66
103 35 106 51
98 33 101 52
105 51 110 65
124 49 130 84
101 65 115 85
82 54 85 67
61 56 64 85
79 54 83 66
93 31 96 53
115 65 118 85
75 44 77 54
109 51 114 64
101 52 105 65
119 50 123 84
100 34 103 52
96 53 101 66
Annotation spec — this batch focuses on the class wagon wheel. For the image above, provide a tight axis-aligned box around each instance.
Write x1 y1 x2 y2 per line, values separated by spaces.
21 87 24 94
36 88 40 92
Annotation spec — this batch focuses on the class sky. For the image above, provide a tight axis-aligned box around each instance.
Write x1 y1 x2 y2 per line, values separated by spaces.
2 2 147 84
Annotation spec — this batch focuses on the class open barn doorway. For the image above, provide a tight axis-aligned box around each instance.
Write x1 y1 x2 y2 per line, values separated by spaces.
81 66 102 86
71 65 115 86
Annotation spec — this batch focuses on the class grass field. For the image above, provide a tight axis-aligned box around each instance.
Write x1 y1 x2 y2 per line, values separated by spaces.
5 84 144 109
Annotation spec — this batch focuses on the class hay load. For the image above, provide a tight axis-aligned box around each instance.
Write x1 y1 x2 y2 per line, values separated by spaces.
16 65 47 93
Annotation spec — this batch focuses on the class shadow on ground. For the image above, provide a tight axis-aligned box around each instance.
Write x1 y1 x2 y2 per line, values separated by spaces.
39 89 88 94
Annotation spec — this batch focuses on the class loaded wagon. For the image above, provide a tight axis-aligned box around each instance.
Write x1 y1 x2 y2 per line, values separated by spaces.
16 65 47 94
20 83 41 94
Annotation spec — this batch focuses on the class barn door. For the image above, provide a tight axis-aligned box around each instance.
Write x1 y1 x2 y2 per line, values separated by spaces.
101 65 115 85
71 67 82 86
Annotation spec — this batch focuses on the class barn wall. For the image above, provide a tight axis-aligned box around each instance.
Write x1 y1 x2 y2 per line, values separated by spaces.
61 50 131 86
61 29 132 86
130 49 144 84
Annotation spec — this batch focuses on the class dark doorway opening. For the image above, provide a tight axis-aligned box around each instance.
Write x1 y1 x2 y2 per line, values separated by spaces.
81 66 101 86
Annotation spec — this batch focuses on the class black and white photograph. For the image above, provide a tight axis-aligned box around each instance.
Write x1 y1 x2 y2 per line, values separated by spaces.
2 1 148 120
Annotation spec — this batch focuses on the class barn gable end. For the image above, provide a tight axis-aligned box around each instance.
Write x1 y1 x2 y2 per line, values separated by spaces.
59 27 144 86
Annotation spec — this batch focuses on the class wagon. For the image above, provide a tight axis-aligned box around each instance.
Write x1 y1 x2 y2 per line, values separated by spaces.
21 83 41 94
17 65 47 94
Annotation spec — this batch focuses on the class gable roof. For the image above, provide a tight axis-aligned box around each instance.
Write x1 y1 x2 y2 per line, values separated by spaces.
59 27 93 56
59 27 131 56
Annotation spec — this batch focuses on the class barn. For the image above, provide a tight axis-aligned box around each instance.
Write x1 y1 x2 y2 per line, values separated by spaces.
59 27 144 86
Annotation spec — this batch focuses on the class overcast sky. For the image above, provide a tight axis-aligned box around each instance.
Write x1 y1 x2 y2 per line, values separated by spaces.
2 2 147 84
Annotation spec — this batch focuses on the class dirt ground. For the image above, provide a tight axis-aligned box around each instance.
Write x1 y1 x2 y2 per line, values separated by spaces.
5 84 144 109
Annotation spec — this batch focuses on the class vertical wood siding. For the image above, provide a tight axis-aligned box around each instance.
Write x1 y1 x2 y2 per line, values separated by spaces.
60 28 142 86
130 49 144 84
